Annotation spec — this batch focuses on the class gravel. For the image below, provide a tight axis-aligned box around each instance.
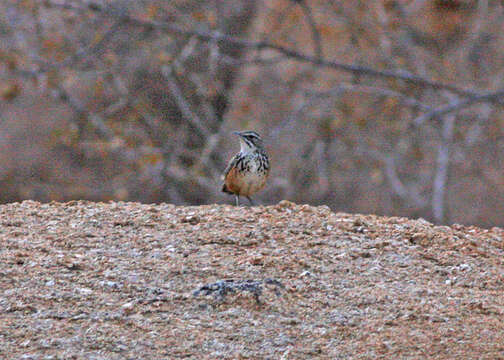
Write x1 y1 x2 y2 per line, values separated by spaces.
1 200 504 359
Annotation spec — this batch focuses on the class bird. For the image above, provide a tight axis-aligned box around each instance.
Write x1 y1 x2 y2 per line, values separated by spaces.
222 131 270 206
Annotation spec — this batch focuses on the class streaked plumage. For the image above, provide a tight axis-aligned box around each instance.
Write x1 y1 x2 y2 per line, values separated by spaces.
222 131 270 206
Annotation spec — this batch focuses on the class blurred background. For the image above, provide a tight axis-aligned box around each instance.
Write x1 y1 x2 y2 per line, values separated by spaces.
1 0 503 227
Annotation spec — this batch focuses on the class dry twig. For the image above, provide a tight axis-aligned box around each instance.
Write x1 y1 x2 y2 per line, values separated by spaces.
414 89 504 126
432 113 457 223
42 0 494 99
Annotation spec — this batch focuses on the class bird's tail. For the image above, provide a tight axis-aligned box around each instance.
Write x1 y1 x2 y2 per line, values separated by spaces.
222 183 232 194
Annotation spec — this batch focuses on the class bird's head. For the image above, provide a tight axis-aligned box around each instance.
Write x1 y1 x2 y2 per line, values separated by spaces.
234 130 264 153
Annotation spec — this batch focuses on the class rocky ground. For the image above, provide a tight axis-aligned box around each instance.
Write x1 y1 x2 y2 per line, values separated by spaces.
1 200 504 359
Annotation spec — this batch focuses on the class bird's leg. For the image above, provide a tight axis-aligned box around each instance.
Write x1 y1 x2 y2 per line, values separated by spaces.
235 195 240 206
246 196 255 206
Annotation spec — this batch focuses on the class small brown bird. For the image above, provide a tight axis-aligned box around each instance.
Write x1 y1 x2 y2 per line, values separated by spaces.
222 131 270 206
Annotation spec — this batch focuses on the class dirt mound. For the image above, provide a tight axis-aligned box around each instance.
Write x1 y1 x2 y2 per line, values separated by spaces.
1 200 503 358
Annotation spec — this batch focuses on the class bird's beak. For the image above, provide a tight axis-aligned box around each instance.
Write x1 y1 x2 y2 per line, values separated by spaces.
233 131 242 136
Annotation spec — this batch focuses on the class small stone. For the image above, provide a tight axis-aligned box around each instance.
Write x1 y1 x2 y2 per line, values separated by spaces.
458 263 472 271
181 215 200 225
77 287 93 295
249 256 263 265
121 301 135 314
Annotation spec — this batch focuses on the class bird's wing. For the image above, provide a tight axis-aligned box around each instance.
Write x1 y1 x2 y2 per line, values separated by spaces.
222 154 240 181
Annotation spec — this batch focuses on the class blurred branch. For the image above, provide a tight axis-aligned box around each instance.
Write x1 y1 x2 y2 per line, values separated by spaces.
218 54 287 66
305 83 433 112
171 36 200 69
162 66 210 138
54 86 115 139
43 0 490 98
191 126 226 180
296 0 323 60
164 166 215 193
383 155 427 208
18 20 122 78
414 88 504 126
432 113 456 223
357 145 427 208
131 21 479 97
270 92 314 137
314 140 330 195
157 35 211 137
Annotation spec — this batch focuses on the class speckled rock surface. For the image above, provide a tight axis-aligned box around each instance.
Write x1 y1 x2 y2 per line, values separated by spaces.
1 200 503 359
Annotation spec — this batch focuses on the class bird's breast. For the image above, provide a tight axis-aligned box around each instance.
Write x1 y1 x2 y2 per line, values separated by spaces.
225 153 269 196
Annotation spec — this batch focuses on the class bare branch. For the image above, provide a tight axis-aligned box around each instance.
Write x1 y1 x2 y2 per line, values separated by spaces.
296 0 323 60
53 86 115 139
191 127 226 182
414 88 504 126
24 20 122 77
161 67 210 138
356 145 427 208
304 83 433 112
432 114 457 223
42 0 488 98
314 140 330 194
383 156 427 208
129 21 479 97
164 166 215 193
155 35 212 138
218 53 287 66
